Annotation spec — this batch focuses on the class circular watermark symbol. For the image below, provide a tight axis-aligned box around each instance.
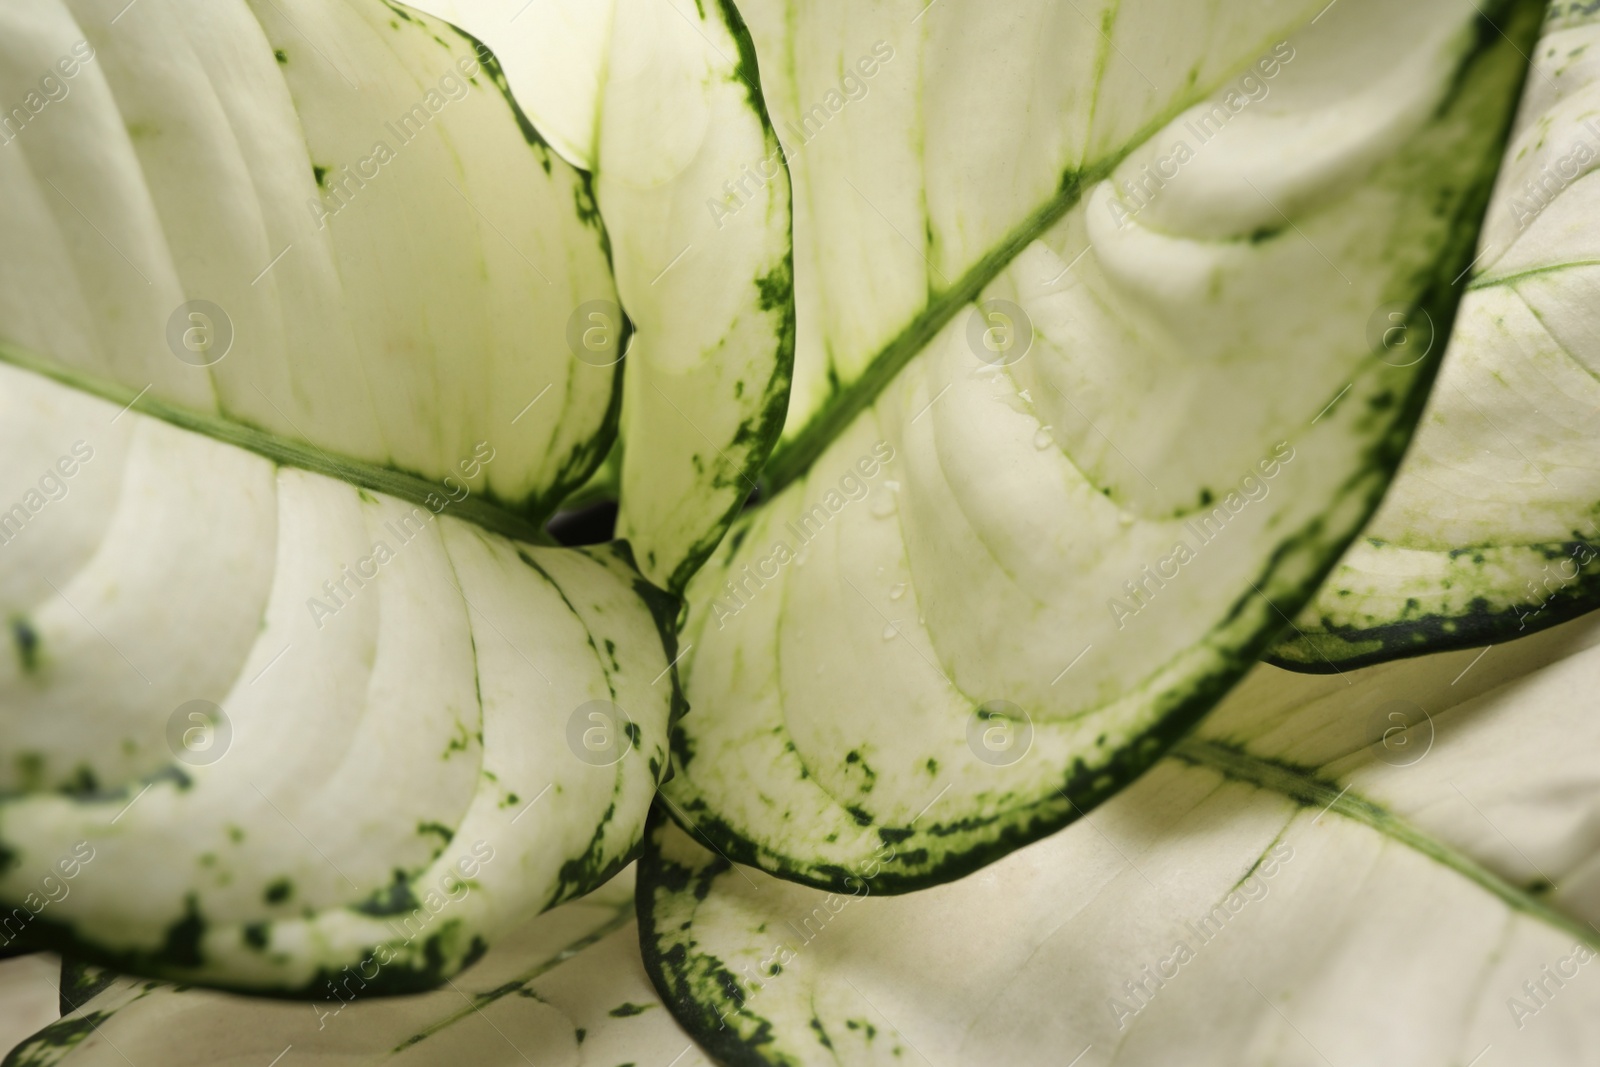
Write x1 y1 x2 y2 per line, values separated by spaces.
1365 303 1435 368
566 700 633 766
566 300 625 368
966 700 1033 767
1367 698 1433 768
166 300 234 367
966 299 1033 367
166 700 232 766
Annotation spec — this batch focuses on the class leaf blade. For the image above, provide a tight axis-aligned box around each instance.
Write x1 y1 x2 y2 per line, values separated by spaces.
664 0 1544 892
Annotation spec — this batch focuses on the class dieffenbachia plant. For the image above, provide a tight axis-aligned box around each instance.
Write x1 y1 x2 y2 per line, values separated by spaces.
3 869 709 1067
17 613 1600 1065
661 0 1547 893
1274 2 1600 670
639 612 1600 1066
6 0 1600 1061
408 0 796 590
0 0 787 993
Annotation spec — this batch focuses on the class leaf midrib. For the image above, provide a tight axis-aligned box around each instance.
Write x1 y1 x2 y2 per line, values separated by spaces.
1173 737 1598 949
0 341 559 547
1470 257 1600 290
759 163 1113 494
755 8 1329 496
391 898 636 1052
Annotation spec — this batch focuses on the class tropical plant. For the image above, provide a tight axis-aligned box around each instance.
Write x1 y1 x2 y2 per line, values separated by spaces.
1 0 1598 1064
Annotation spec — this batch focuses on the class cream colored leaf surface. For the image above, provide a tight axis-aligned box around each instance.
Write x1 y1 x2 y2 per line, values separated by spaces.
412 0 796 591
0 0 619 522
403 0 610 169
1277 2 1600 670
0 366 675 993
3 869 708 1067
0 955 58 1062
642 613 1600 1067
749 0 1373 466
0 0 677 994
664 0 1541 893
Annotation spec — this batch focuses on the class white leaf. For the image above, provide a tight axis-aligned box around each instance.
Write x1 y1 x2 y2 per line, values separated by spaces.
0 0 682 993
641 612 1600 1066
1278 4 1600 670
6 869 709 1067
416 0 796 591
663 0 1543 891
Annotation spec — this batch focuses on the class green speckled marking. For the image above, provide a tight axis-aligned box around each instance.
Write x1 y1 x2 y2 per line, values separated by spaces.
638 810 799 1067
57 959 116 1016
161 896 205 969
243 922 270 950
3 1010 114 1067
642 735 1600 1064
761 155 1120 494
651 0 797 595
354 869 420 918
662 277 794 593
10 617 39 674
1273 547 1600 672
668 0 1543 895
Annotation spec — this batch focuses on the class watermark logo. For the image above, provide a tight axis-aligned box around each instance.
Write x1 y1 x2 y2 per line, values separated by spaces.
1108 442 1296 630
306 443 496 630
967 700 1033 767
0 40 96 148
566 300 625 368
1107 842 1294 1030
712 839 899 1031
567 700 633 767
707 42 895 230
1506 117 1600 232
1508 943 1596 1031
1365 303 1435 368
966 299 1033 367
166 700 232 766
166 300 233 367
307 51 488 229
707 442 897 629
0 842 96 949
1366 699 1433 768
0 441 96 549
1108 41 1296 230
313 839 495 1030
1515 520 1600 632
